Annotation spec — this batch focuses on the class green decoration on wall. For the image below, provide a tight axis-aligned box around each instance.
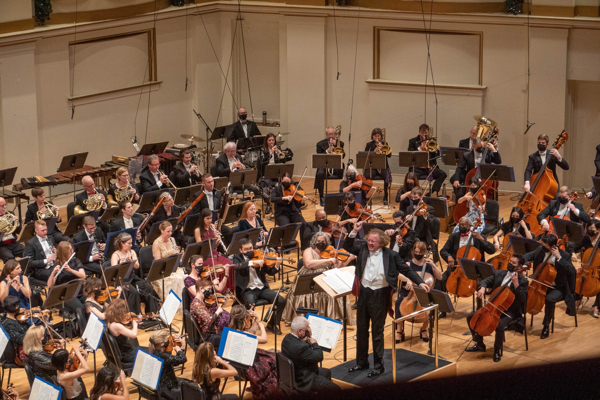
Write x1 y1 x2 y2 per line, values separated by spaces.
34 0 53 26
505 0 524 15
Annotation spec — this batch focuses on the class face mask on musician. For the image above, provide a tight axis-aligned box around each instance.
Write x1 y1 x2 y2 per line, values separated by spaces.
406 183 414 190
239 114 247 121
244 250 255 259
510 216 521 224
347 173 356 181
195 265 204 273
317 219 329 227
315 242 327 251
558 197 569 204
507 262 517 272
587 229 597 237
202 289 212 299
537 144 547 152
282 181 291 190
469 187 478 194
459 226 469 234
414 253 425 261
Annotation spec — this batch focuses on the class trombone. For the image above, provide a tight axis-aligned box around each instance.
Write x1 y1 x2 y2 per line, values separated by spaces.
421 127 439 152
333 125 344 155
378 128 391 155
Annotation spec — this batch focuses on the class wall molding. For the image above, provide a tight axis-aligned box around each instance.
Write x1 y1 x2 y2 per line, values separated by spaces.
366 79 487 97
67 81 162 106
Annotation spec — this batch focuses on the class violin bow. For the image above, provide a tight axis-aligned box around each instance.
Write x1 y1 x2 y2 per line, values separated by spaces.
289 166 308 202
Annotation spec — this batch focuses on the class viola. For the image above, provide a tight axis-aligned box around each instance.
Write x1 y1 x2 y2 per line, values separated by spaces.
322 221 347 239
2 383 15 400
575 235 600 298
245 305 257 329
165 333 188 353
199 264 232 279
354 174 382 199
319 245 352 262
43 338 63 353
526 236 567 315
283 184 317 205
345 203 385 223
67 340 88 372
96 286 121 304
446 219 483 298
250 249 296 267
204 293 228 307
16 307 51 323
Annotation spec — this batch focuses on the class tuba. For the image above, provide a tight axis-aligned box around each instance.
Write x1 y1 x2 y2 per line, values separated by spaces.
333 125 344 155
37 202 59 220
0 213 18 236
74 193 104 215
379 128 391 155
473 115 497 141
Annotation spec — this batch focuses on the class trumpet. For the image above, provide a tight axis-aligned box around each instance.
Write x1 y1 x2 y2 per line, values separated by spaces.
159 169 178 190
333 125 344 155
37 201 59 220
271 145 286 160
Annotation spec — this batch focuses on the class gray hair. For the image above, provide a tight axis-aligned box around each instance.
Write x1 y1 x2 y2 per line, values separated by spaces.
148 154 160 164
224 142 237 152
459 216 471 226
342 164 358 183
290 316 308 334
159 192 171 200
310 232 331 249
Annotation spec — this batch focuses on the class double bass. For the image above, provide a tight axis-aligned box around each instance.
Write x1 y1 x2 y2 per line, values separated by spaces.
489 232 513 271
526 236 567 315
575 235 600 298
446 219 483 298
517 131 569 234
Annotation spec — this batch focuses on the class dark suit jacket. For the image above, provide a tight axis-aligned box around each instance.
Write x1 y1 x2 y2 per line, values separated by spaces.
110 214 145 232
343 235 424 291
215 153 243 178
140 169 172 194
300 220 322 251
271 184 302 217
407 135 424 151
595 144 600 175
191 188 222 215
406 204 437 244
571 235 595 255
451 149 502 184
232 253 278 299
169 163 201 188
25 202 62 234
439 232 495 263
365 140 391 167
458 138 472 149
390 228 418 263
281 333 324 393
227 120 262 143
316 138 344 157
75 189 108 212
150 206 181 226
407 135 440 172
24 236 56 271
72 228 106 244
480 270 528 316
524 150 570 184
537 200 590 225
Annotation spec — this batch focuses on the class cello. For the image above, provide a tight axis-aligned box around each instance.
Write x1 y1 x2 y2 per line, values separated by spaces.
399 250 436 323
453 184 486 224
526 235 566 316
575 235 600 298
516 131 569 234
490 232 513 271
446 219 483 298
463 129 500 201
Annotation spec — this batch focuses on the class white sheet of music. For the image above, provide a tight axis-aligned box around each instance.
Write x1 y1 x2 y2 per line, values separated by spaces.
30 377 62 400
81 312 105 351
159 289 182 326
0 326 9 358
132 348 163 391
307 313 343 350
219 327 258 367
322 269 353 294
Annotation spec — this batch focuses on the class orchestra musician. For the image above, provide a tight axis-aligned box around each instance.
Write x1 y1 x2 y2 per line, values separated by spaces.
23 325 58 382
0 197 24 262
184 255 230 299
395 172 419 212
151 221 186 304
151 192 181 225
47 242 86 314
300 209 331 251
524 134 570 194
537 186 591 231
227 107 262 142
458 125 479 149
395 242 442 343
52 347 89 400
344 221 429 377
262 133 286 167
336 192 362 234
232 238 286 335
148 330 187 400
191 173 221 214
89 367 129 400
595 144 600 176
407 124 447 198
465 254 529 362
492 207 533 251
451 137 501 200
194 209 232 292
170 149 201 188
72 216 105 277
110 201 144 241
453 178 486 234
271 173 306 226
192 343 239 400
107 167 139 205
363 127 392 205
105 298 141 364
140 155 172 193
1 296 27 362
572 220 600 317
405 187 438 250
83 277 119 320
523 233 577 339
24 220 57 283
385 210 418 263
216 142 245 178
77 175 108 213
0 260 31 309
281 316 341 392
314 126 345 206
190 278 230 345
25 188 67 244
340 164 368 206
238 202 268 247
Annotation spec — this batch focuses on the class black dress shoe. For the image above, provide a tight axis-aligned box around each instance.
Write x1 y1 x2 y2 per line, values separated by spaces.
438 311 447 319
493 349 501 362
383 198 389 206
465 343 486 352
540 327 550 339
266 325 282 335
348 365 369 373
320 198 325 207
367 367 384 378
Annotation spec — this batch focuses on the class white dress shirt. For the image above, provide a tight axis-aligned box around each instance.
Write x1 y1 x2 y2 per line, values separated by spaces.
362 248 388 290
244 255 265 290
205 190 215 210
124 217 134 230
501 271 516 288
459 232 472 248
153 172 163 188
37 235 53 267
87 231 99 262
228 157 237 171
242 121 248 137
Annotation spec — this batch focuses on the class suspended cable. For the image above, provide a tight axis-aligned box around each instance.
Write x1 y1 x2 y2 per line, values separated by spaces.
524 0 535 134
69 0 78 119
420 0 439 133
184 1 190 92
333 1 341 80
143 0 160 145
237 0 254 120
346 6 360 168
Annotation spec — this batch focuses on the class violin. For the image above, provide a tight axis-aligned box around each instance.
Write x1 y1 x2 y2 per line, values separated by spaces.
43 338 63 353
321 221 347 239
250 249 296 267
16 307 51 323
354 174 382 198
575 233 600 298
123 312 156 328
319 245 352 262
165 334 188 353
2 383 15 400
526 236 567 315
199 265 229 279
446 219 483 298
96 286 120 304
283 183 317 205
245 308 257 330
204 293 229 307
345 203 385 223
67 340 89 372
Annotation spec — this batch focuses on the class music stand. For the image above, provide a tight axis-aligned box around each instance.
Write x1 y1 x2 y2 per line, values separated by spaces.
0 167 17 198
182 214 201 237
103 262 134 288
312 154 343 196
181 238 217 270
440 147 469 167
18 222 36 244
551 217 585 244
221 201 249 226
213 177 228 191
73 241 93 265
323 193 345 216
413 287 454 357
229 170 258 199
292 272 325 310
264 164 294 183
104 228 138 259
356 153 387 171
423 197 449 218
211 125 230 141
266 223 301 280
137 142 169 157
362 223 394 238
63 215 89 237
226 228 261 256
478 164 515 184
137 189 173 214
398 151 429 171
56 153 88 202
146 254 179 305
43 280 83 336
509 236 543 257
458 258 495 311
174 184 203 205
99 207 121 224
145 218 178 245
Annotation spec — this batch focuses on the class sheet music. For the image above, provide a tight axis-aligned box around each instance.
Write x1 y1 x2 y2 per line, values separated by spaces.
81 312 105 351
307 313 342 350
0 326 9 359
30 377 62 400
132 348 163 391
218 328 258 367
159 289 182 326
322 269 352 294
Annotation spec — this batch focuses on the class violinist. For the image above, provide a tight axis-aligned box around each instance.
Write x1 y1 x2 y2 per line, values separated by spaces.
523 233 577 339
336 192 361 233
344 221 430 377
232 238 286 335
25 188 66 244
395 172 419 212
148 330 187 400
451 137 501 200
571 220 600 317
524 134 570 194
405 187 437 247
48 241 86 312
537 186 591 232
83 277 122 320
0 260 31 309
190 278 229 345
395 242 442 343
184 255 229 298
385 210 417 263
492 207 533 251
105 298 141 364
237 202 268 246
192 343 239 400
23 325 58 382
407 124 446 198
453 178 486 234
72 216 105 277
1 296 28 363
340 164 367 203
271 173 306 226
314 126 345 206
89 367 129 400
283 232 356 326
52 347 89 400
362 127 392 205
465 254 529 362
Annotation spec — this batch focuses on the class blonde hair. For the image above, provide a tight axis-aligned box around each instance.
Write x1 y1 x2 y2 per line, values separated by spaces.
367 228 390 248
115 167 128 179
149 330 170 353
23 325 45 355
56 241 74 266
159 221 172 232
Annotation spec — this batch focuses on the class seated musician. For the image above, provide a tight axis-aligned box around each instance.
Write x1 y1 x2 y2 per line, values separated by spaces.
238 202 268 246
453 178 486 235
262 132 287 168
451 137 500 200
194 209 231 291
190 278 230 344
537 186 591 232
52 347 89 400
140 154 172 193
83 277 119 320
89 367 129 400
465 254 529 362
110 201 144 242
0 196 24 262
105 298 141 364
523 233 577 339
107 167 139 207
339 165 368 206
524 134 570 194
336 192 362 234
271 173 307 226
170 149 201 188
0 260 31 310
362 127 392 205
77 175 108 213
458 125 478 149
227 107 262 142
72 216 105 276
571 220 600 317
300 209 333 251
282 232 356 327
184 255 229 298
281 316 341 393
405 187 437 247
492 207 532 251
25 188 67 244
385 210 418 263
395 242 442 343
148 330 187 400
2 296 28 361
192 343 239 400
190 173 234 246
47 242 86 312
407 124 447 198
216 142 245 178
24 220 57 284
314 126 345 206
111 233 159 315
150 192 183 245
23 325 58 382
152 221 186 303
395 172 419 212
232 238 286 335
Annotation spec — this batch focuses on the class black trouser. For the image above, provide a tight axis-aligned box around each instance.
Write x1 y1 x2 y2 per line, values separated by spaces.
33 267 52 284
275 211 305 227
311 368 341 392
356 285 391 370
82 261 102 277
467 311 517 351
128 275 160 314
415 167 447 194
314 168 343 199
0 242 24 262
49 230 68 244
543 287 566 327
453 186 467 202
242 287 286 327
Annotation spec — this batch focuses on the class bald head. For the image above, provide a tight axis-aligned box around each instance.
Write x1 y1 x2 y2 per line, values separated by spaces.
315 209 326 219
469 126 478 139
81 176 95 193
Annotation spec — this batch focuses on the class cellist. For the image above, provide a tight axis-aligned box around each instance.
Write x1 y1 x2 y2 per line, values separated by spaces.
465 254 528 363
523 233 577 339
571 220 600 317
524 134 569 194
453 178 486 234
537 186 591 232
450 137 501 200
492 207 533 251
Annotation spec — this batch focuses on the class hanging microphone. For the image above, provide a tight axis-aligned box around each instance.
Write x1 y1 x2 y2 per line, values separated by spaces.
524 122 535 135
